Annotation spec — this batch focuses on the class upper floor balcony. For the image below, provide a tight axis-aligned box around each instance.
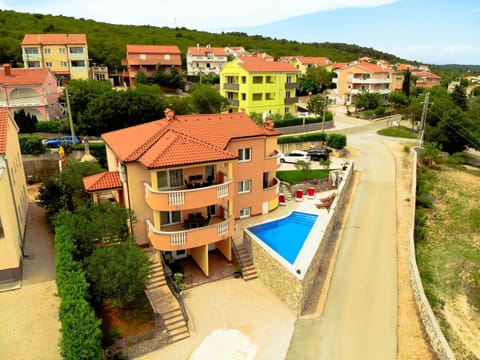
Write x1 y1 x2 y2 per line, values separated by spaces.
223 83 240 90
263 177 280 200
146 215 234 251
264 150 281 172
349 76 391 84
284 97 298 104
285 82 299 89
143 179 234 212
227 99 239 106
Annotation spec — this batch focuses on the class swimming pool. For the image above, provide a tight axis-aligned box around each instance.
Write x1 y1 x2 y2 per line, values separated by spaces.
247 211 319 265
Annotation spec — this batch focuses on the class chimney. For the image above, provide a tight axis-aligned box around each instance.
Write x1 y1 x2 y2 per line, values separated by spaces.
164 108 175 122
197 43 200 50
4 64 11 76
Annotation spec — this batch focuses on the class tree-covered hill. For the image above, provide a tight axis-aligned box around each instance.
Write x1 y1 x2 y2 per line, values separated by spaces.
0 9 408 72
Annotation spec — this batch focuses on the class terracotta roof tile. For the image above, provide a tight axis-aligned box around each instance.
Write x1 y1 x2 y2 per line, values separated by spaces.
125 45 182 65
102 112 281 169
126 45 181 54
412 71 441 79
188 47 227 56
291 56 332 67
237 57 299 73
0 108 9 154
0 67 51 86
83 171 122 192
22 34 87 45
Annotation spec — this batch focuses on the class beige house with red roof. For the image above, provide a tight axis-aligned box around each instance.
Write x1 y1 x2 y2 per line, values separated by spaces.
0 64 62 121
186 44 228 76
0 108 28 288
220 56 301 116
21 33 89 81
332 61 394 105
122 45 182 87
279 56 333 74
84 110 281 276
413 71 441 88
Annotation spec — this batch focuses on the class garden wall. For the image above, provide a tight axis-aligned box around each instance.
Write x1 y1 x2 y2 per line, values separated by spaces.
276 120 334 136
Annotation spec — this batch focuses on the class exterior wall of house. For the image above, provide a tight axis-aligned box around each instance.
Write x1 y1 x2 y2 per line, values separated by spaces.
22 42 89 80
220 60 299 117
0 114 28 283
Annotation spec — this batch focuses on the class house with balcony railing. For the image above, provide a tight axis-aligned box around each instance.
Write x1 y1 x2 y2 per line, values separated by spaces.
186 44 228 76
332 61 394 105
83 109 281 277
21 34 90 81
0 64 62 121
220 56 301 117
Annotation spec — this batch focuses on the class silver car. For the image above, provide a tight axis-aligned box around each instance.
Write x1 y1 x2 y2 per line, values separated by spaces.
279 150 311 163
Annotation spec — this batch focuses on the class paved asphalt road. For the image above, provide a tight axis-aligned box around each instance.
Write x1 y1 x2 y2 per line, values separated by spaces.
286 113 399 359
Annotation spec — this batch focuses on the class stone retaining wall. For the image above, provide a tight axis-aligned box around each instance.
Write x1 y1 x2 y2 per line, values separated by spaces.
244 160 354 315
276 120 334 136
409 150 455 359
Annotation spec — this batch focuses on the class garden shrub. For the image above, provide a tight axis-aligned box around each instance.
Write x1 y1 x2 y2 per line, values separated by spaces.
278 132 327 144
35 120 61 133
326 133 347 149
19 135 45 154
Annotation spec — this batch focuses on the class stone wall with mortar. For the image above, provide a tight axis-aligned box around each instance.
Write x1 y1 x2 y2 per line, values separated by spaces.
244 161 354 315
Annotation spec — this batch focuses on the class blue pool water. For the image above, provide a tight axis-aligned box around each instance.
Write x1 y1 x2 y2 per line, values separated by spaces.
248 211 318 265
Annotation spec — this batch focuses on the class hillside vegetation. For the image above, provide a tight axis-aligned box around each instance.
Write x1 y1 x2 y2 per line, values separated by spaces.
0 9 408 72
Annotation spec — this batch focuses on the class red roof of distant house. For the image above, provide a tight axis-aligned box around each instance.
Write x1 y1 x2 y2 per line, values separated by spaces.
0 108 9 154
292 56 332 67
332 62 347 69
0 67 52 86
22 34 87 45
337 61 394 73
188 46 227 56
125 45 182 66
83 171 122 192
237 56 299 73
397 63 414 71
413 71 441 79
102 112 281 169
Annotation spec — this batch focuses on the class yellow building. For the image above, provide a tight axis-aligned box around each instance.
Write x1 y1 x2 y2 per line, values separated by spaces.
21 34 90 81
220 57 301 117
0 108 28 288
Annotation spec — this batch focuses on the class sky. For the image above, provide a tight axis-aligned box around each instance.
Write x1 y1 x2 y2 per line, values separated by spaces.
2 0 479 65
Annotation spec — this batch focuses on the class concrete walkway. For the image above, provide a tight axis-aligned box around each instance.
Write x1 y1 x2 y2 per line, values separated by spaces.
0 202 61 360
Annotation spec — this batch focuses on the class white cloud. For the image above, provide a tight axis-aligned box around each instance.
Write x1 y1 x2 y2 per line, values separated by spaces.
388 44 480 64
3 0 398 29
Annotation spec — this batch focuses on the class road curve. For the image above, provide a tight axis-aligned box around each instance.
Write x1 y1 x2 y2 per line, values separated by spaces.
286 132 398 360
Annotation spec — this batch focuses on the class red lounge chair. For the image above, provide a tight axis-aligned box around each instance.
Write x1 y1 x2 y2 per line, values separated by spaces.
316 193 336 209
279 194 286 206
295 189 304 202
306 187 316 199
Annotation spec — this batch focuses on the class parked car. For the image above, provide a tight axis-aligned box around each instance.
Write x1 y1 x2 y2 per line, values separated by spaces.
279 150 310 163
44 135 82 148
306 147 330 161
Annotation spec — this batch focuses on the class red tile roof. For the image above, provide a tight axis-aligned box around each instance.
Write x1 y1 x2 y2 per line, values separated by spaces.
83 171 122 192
188 46 227 56
237 57 299 73
0 67 52 86
0 108 9 154
332 62 347 69
125 45 182 65
102 112 281 169
338 61 394 73
22 34 87 45
413 71 441 79
291 56 332 67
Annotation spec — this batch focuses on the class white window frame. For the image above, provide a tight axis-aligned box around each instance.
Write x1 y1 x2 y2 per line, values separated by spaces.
157 169 184 189
238 147 251 162
44 48 51 54
60 61 67 67
239 207 251 218
238 180 251 194
59 48 66 54
159 210 182 225
46 62 53 67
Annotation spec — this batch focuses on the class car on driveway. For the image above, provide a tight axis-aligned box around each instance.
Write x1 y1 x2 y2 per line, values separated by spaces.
279 150 310 163
306 147 330 161
44 135 82 148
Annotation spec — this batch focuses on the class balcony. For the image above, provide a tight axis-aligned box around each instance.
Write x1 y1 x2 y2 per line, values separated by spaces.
285 82 299 89
224 83 239 90
227 99 239 106
263 177 280 200
144 179 234 212
350 77 391 84
264 150 281 172
284 97 298 104
146 216 234 251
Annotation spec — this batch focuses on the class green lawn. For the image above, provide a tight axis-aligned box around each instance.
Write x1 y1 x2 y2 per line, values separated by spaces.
276 169 330 184
377 125 417 139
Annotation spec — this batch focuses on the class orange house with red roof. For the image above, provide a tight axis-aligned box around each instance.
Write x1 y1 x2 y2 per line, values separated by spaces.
122 45 182 87
0 64 62 121
83 110 281 276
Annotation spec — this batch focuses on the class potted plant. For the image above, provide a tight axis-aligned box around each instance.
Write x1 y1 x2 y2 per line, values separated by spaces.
233 265 243 278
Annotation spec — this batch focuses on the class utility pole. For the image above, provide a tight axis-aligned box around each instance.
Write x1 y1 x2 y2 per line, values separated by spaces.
64 87 76 145
417 92 430 148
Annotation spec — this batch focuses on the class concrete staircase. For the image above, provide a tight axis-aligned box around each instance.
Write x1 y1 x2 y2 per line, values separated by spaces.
280 182 292 201
236 246 258 281
144 249 190 344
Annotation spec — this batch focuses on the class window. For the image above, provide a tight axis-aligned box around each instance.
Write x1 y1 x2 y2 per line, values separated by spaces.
24 48 39 55
238 180 251 194
252 76 263 84
59 48 66 54
160 211 181 225
71 60 85 67
266 76 274 83
27 61 41 68
226 76 235 84
241 93 246 101
61 61 67 67
240 207 251 218
46 62 53 67
252 93 262 101
238 147 251 162
286 75 292 83
285 107 290 114
69 47 84 54
241 76 246 84
227 92 235 100
0 216 4 237
164 54 171 60
265 92 274 100
157 169 183 189
44 48 51 54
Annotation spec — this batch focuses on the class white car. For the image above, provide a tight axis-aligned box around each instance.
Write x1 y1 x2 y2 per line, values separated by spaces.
279 150 311 163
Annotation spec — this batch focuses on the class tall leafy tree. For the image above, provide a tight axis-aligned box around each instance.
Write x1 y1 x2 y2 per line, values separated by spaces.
355 90 383 110
305 67 333 93
306 95 326 117
190 85 229 113
65 79 112 120
450 85 468 111
135 69 148 85
14 109 38 133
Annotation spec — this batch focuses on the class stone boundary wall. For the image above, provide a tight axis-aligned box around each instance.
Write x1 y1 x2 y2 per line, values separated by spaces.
244 160 354 315
409 149 455 359
276 120 334 136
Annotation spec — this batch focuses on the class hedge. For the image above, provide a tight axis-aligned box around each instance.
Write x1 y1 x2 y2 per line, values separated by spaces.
54 225 103 360
278 132 328 144
274 112 333 128
19 135 45 154
326 133 347 149
35 121 61 133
